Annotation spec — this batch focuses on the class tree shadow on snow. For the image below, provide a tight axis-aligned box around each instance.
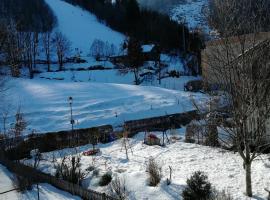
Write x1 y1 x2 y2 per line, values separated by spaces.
159 181 185 199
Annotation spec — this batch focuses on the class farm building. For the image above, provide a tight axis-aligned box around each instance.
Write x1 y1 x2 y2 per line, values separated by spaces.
201 32 270 143
109 44 160 64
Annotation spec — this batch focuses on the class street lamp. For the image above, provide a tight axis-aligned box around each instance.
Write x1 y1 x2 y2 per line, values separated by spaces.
68 96 74 131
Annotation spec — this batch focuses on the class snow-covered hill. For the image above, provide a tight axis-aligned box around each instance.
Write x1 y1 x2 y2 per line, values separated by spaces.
3 79 207 134
45 0 124 56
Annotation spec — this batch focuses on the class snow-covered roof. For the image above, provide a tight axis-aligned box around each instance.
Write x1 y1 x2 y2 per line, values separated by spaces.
142 44 155 53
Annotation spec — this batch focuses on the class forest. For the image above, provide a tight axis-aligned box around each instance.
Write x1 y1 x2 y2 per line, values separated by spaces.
0 0 56 32
64 0 195 51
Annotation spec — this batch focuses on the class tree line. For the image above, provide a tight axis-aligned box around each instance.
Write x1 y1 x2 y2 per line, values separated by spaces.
64 0 198 52
0 0 56 32
0 20 71 78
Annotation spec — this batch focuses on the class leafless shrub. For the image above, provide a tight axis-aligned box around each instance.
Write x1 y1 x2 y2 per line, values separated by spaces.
109 176 129 200
147 157 162 186
211 189 234 200
55 155 88 185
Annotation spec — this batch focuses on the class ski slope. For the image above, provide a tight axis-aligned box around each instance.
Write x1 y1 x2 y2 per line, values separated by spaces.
45 0 124 56
3 78 207 134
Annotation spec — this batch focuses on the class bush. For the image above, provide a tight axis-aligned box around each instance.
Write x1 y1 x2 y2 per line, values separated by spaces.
55 156 86 185
86 165 95 172
109 176 129 200
168 70 180 78
147 158 162 186
99 172 112 186
211 189 234 200
93 169 100 177
16 175 33 192
182 171 212 200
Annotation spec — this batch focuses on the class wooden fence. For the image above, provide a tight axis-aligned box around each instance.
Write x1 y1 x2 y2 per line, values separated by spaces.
0 150 116 200
3 125 113 160
124 110 199 136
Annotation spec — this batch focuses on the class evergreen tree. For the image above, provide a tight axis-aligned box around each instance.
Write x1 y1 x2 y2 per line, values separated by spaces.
182 171 212 200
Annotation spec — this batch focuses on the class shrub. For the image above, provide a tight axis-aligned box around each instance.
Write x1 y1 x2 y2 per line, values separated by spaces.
168 70 180 78
15 175 33 192
86 165 95 172
93 169 100 177
99 172 112 186
147 158 162 186
182 171 212 200
211 189 234 200
55 156 87 185
109 176 129 200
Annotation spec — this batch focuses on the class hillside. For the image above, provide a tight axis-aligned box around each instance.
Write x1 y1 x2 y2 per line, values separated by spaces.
45 0 124 56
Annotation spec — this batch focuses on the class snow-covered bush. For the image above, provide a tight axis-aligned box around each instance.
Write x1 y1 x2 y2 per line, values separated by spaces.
182 171 212 200
147 158 162 186
99 172 112 186
109 176 129 200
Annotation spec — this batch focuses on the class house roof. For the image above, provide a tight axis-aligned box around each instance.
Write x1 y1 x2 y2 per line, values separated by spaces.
142 44 155 53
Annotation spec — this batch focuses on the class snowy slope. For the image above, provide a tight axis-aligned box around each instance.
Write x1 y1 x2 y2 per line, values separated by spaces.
0 164 81 200
3 78 207 134
45 0 124 56
24 131 270 200
171 0 210 32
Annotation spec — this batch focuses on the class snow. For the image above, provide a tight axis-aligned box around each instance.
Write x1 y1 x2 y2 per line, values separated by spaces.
142 44 155 53
2 78 207 134
45 0 124 56
170 0 210 33
0 164 81 200
23 131 270 200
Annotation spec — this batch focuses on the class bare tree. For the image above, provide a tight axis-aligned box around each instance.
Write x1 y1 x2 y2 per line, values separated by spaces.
11 106 27 138
203 0 270 197
3 20 22 77
23 32 40 79
90 39 105 61
42 31 52 72
54 32 71 71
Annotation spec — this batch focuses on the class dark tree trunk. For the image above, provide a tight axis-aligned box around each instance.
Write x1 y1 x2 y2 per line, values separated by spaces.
133 69 139 85
245 161 252 197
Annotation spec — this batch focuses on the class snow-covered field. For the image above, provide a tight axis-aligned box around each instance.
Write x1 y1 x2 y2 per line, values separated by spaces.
0 164 81 200
23 131 270 200
3 78 207 134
